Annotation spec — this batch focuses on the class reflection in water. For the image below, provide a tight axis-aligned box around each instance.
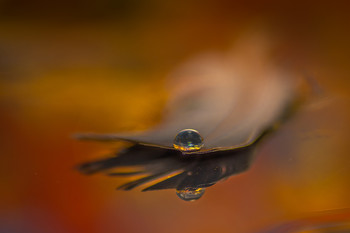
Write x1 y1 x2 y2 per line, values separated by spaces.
78 136 260 201
176 188 206 201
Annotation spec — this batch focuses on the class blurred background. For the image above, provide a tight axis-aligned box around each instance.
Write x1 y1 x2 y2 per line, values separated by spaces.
1 0 350 233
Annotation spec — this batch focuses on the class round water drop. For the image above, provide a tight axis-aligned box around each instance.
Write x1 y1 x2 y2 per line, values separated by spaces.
176 188 206 201
173 129 203 152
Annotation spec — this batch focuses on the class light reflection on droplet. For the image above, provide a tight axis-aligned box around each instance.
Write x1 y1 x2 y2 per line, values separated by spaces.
173 129 203 152
176 188 206 201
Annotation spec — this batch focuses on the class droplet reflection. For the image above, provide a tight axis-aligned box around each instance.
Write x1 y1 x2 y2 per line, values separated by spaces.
176 188 206 201
173 129 203 152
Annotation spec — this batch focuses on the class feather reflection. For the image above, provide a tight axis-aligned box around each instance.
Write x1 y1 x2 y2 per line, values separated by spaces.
78 136 261 201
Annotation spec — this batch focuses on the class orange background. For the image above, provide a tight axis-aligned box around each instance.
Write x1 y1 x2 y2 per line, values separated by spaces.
1 1 350 233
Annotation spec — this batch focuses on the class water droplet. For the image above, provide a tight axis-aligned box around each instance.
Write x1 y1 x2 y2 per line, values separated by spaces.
173 129 203 152
176 188 205 201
